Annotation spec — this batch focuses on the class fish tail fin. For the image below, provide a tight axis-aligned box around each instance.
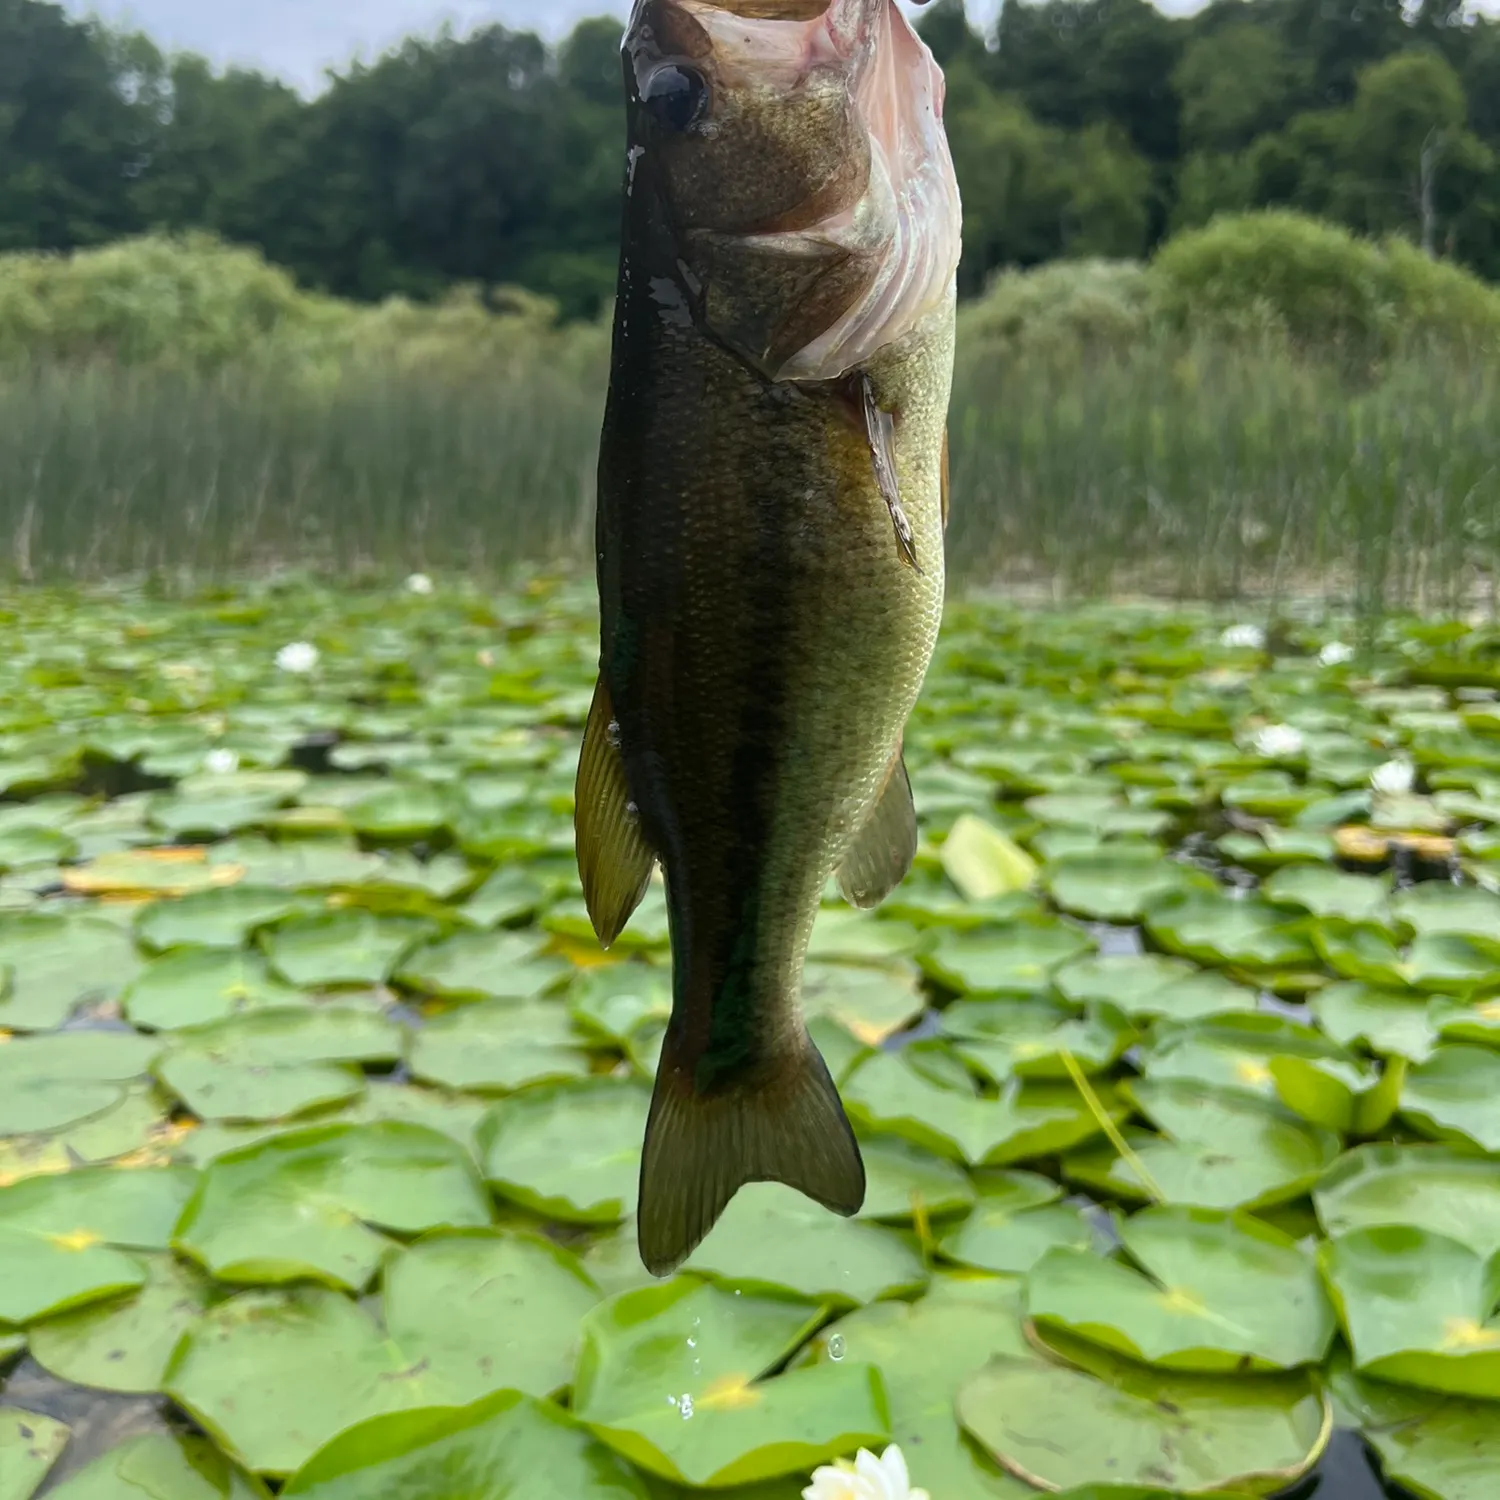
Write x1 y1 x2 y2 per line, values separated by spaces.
637 1026 866 1278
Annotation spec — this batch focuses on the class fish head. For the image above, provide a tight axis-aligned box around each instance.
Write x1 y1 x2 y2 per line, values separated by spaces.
622 0 961 382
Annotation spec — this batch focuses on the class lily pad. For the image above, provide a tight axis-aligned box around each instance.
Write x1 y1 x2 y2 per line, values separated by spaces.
262 911 434 989
937 1173 1093 1275
940 816 1038 901
1309 981 1438 1061
173 1122 492 1290
1320 1225 1500 1398
1145 889 1318 972
682 1183 927 1306
29 1250 212 1393
0 1031 160 1136
136 887 306 953
42 1433 268 1500
480 1080 650 1223
956 1337 1329 1493
920 920 1094 997
394 929 569 1003
0 914 142 1031
857 1137 976 1223
1024 1205 1335 1370
573 1278 885 1489
0 1167 195 1323
1046 848 1211 923
0 1409 70 1500
1053 955 1258 1020
281 1392 649 1499
1401 1045 1500 1151
407 1000 591 1092
123 948 307 1030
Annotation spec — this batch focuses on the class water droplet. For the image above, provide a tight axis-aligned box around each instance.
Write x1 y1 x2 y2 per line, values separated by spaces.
606 719 622 749
828 1334 846 1362
678 1395 694 1420
625 800 640 822
686 1337 696 1349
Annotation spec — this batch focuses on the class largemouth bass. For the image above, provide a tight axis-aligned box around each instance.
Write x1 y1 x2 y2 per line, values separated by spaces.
575 0 962 1276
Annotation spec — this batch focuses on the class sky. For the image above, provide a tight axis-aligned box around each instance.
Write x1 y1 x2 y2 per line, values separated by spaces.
62 0 1011 94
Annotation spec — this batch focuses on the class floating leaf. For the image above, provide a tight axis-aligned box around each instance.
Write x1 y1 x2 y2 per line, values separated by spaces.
682 1183 927 1306
946 1001 1133 1082
1321 1226 1500 1399
41 1433 268 1500
29 1251 212 1393
1401 1045 1500 1151
0 914 142 1030
573 1279 885 1489
395 929 569 1003
937 1172 1092 1275
1054 955 1258 1020
480 1080 650 1223
940 816 1038 901
919 920 1094 996
262 911 434 988
1309 981 1437 1062
1145 889 1317 972
1262 866 1391 922
1024 1206 1334 1371
173 1123 491 1290
857 1138 975 1224
281 1392 649 1500
124 948 307 1030
1315 1143 1500 1258
0 1031 159 1136
1046 848 1211 923
956 1336 1329 1493
407 1000 590 1092
0 1409 69 1500
136 887 306 953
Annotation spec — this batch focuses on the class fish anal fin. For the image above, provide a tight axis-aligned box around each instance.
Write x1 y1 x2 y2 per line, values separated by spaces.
836 748 917 909
574 677 655 948
636 1030 865 1278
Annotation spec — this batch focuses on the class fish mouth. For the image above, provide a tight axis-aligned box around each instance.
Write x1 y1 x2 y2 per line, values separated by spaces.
627 0 962 382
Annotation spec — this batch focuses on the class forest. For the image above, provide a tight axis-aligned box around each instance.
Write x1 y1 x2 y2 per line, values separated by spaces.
3 0 1499 318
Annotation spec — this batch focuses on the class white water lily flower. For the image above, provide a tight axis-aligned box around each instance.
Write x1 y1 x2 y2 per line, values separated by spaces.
1252 723 1305 758
204 748 239 775
804 1445 929 1500
1319 641 1355 667
405 573 435 596
1220 623 1266 650
275 642 320 675
1371 758 1416 797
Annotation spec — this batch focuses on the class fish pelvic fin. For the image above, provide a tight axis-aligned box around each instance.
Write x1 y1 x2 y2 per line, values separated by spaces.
575 677 656 948
836 746 917 909
637 1028 866 1278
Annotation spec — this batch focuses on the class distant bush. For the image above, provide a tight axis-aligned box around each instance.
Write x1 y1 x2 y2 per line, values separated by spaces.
958 258 1152 362
0 233 608 380
1148 210 1500 356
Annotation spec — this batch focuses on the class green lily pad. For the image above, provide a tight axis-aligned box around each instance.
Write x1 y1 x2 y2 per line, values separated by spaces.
1329 1353 1498 1500
281 1392 649 1500
1141 1014 1347 1095
1145 889 1318 972
811 1277 1036 1500
0 1031 160 1135
806 909 924 966
1263 866 1391 922
262 911 434 988
382 1230 601 1401
1315 1143 1500 1257
0 914 142 1030
682 1183 927 1305
1321 1225 1500 1398
1065 1079 1340 1211
920 920 1094 997
845 1052 1116 1166
0 1167 195 1323
407 1000 591 1092
956 1337 1329 1493
857 1137 976 1223
947 1002 1133 1082
1045 848 1211 923
136 887 306 953
940 816 1038 901
570 967 673 1048
937 1172 1093 1275
1401 1045 1500 1151
1309 981 1438 1061
462 867 551 928
0 1409 70 1500
173 1122 492 1290
28 1250 212 1393
1430 991 1500 1045
1024 1205 1334 1371
124 948 308 1030
1053 955 1258 1020
1392 882 1500 938
573 1278 885 1488
480 1079 650 1223
801 965 926 1048
42 1433 268 1500
395 929 569 1002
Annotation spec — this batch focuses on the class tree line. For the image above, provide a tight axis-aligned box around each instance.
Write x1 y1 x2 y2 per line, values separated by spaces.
2 0 1498 320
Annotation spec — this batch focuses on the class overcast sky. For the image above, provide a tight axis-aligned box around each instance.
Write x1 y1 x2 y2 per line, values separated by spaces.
61 0 1003 93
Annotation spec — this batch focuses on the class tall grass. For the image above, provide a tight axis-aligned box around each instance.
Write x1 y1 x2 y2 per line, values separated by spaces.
1 216 1498 607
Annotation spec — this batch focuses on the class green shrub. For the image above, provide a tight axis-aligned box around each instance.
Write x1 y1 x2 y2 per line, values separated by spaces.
958 258 1152 363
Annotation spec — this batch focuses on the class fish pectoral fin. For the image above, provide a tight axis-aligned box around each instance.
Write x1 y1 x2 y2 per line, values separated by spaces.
860 374 922 574
636 1032 866 1278
574 677 656 948
836 748 918 909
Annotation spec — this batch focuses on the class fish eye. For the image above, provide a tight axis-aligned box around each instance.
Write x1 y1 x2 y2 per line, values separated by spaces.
641 64 709 133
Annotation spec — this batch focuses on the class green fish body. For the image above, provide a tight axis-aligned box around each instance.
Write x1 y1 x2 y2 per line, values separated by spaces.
575 0 962 1276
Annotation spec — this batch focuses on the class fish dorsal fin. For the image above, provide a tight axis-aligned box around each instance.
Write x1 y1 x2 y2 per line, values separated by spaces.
836 745 917 908
575 677 656 947
860 375 922 574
